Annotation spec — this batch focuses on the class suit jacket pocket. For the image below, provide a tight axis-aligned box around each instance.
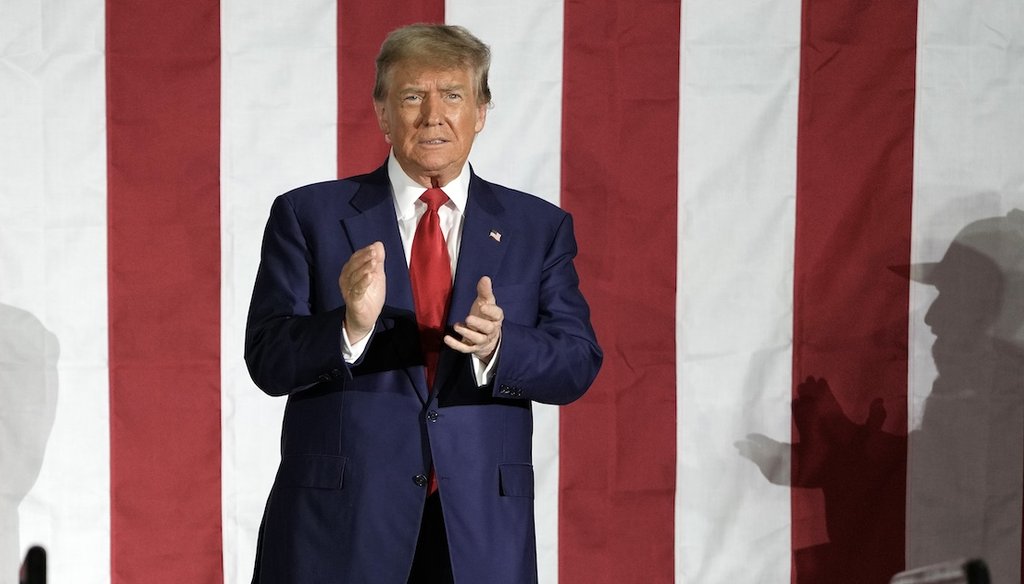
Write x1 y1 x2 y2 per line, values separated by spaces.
276 454 347 490
498 463 534 498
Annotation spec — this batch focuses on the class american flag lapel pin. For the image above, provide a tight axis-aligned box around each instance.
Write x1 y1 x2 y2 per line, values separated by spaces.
489 229 502 243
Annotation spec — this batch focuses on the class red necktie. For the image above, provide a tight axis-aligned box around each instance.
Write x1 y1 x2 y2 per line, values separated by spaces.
409 186 452 390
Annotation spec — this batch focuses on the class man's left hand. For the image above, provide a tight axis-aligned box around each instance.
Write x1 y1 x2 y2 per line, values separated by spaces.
444 276 503 364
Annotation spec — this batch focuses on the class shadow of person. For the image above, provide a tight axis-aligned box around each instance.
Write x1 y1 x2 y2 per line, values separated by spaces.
735 210 1024 583
906 210 1024 582
0 304 59 584
737 377 906 583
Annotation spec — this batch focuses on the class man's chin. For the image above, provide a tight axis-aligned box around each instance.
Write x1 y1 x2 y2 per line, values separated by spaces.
408 158 464 180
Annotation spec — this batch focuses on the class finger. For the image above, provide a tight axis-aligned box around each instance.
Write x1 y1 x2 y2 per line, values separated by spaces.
340 255 374 285
443 334 475 354
474 303 503 321
470 294 502 322
357 240 385 259
451 322 491 345
347 256 379 278
866 398 887 429
346 272 375 297
349 243 377 264
341 245 385 290
476 276 495 303
351 256 387 287
345 242 385 272
365 241 385 268
444 338 497 360
734 440 756 459
458 322 501 352
461 315 497 335
745 433 782 449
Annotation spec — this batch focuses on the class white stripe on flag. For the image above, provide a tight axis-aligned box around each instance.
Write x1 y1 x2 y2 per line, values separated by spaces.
220 1 339 581
676 0 801 581
449 0 565 208
0 1 110 583
908 1 1024 581
445 1 566 580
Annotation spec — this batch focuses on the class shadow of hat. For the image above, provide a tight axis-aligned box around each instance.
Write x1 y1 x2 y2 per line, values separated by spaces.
891 209 1024 286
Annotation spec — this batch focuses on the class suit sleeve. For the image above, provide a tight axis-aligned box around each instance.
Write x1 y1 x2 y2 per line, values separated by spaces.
491 213 602 405
244 194 353 396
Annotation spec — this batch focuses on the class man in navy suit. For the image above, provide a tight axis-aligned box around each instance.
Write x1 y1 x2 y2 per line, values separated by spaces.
245 24 602 583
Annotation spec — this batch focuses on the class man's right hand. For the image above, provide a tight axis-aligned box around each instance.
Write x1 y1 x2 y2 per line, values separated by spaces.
339 241 386 344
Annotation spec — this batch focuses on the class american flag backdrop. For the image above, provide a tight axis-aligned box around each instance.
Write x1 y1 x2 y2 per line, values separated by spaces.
2 0 1023 582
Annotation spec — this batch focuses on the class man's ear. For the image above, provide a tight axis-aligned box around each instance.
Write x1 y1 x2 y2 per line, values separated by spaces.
475 103 487 133
374 101 391 142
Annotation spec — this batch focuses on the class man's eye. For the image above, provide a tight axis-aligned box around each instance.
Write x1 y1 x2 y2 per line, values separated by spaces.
403 95 422 102
446 93 462 101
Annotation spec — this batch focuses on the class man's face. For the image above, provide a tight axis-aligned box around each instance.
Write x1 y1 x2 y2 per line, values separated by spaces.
374 62 487 188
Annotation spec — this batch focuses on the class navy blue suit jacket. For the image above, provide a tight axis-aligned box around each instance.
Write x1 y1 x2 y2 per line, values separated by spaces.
245 164 602 583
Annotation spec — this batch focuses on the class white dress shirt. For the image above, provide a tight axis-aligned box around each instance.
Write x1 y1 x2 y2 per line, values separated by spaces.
341 154 497 385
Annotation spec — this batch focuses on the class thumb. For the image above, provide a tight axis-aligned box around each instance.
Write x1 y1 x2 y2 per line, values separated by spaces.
477 276 495 301
371 241 386 262
865 398 887 430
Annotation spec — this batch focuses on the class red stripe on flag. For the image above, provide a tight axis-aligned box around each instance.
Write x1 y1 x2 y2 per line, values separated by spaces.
560 1 680 581
106 2 222 582
337 2 445 177
792 1 917 582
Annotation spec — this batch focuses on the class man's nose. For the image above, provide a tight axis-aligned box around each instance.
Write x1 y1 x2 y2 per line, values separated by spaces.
924 301 936 328
421 94 444 125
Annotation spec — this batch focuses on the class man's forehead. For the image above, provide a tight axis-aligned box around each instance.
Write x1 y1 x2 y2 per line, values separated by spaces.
391 62 472 84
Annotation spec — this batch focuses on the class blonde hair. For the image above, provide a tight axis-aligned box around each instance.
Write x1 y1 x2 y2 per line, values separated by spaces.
373 24 492 105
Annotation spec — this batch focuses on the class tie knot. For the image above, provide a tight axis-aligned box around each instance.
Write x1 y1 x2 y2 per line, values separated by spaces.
420 187 449 212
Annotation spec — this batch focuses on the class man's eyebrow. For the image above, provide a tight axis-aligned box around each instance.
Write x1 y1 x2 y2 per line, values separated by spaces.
397 84 427 93
395 82 469 95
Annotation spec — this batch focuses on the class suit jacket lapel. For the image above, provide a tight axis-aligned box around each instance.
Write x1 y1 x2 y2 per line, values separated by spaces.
434 172 508 393
341 180 415 313
340 165 429 401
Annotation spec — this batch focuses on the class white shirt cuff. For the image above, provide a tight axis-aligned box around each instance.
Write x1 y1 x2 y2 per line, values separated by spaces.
341 322 374 364
471 338 500 387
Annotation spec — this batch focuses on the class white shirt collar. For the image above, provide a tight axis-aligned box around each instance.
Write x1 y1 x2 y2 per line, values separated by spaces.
387 153 470 220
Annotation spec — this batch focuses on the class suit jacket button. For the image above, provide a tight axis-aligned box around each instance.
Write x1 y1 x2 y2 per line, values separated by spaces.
317 373 331 382
413 474 428 487
426 410 439 422
330 369 343 378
